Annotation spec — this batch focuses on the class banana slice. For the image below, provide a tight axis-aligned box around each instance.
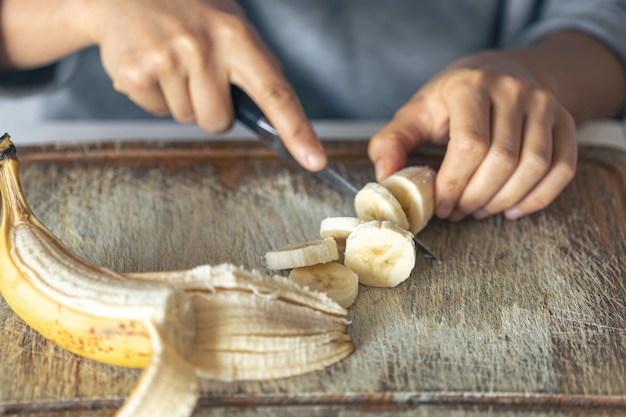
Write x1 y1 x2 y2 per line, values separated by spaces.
343 220 416 288
354 182 410 230
381 166 435 234
319 217 364 240
265 237 339 270
289 262 359 308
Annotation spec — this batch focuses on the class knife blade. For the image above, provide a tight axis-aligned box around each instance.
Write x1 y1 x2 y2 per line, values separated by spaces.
230 85 441 264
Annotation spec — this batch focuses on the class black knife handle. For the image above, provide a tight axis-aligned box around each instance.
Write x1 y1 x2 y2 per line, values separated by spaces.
231 85 264 133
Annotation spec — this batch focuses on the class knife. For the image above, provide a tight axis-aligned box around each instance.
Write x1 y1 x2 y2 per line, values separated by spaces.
230 85 442 264
230 85 359 196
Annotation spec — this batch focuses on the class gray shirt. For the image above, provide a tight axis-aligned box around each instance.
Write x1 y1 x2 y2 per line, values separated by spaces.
2 0 625 120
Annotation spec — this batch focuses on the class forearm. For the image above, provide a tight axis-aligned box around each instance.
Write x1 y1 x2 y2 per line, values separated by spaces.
514 30 626 123
0 0 94 69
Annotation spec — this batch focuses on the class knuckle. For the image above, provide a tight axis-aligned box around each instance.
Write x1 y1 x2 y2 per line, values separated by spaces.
145 48 178 76
442 67 489 92
489 144 519 166
171 32 205 63
115 66 157 92
436 173 463 196
496 77 530 110
216 13 254 45
555 161 577 183
523 150 552 173
143 33 201 78
118 52 176 91
283 121 309 143
453 130 489 158
260 80 295 106
496 75 527 97
460 67 489 85
530 89 556 114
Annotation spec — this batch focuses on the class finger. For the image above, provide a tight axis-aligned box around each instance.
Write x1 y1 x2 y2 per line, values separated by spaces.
503 109 577 220
474 91 557 219
436 88 491 219
368 102 430 182
118 80 170 117
230 39 325 171
164 32 233 133
449 87 525 220
188 66 234 133
160 73 195 124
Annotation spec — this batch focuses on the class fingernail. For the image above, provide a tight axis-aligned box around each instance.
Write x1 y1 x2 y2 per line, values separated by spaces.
305 151 326 171
472 209 489 220
505 207 524 220
375 159 387 181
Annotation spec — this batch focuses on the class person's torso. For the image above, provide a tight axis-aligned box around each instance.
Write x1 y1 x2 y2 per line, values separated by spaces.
44 0 543 120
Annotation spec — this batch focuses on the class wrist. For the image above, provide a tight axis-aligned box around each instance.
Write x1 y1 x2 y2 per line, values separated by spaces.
513 31 626 122
0 0 96 68
59 0 100 49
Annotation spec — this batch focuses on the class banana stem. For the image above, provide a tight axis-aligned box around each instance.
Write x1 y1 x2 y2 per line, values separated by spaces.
0 135 33 228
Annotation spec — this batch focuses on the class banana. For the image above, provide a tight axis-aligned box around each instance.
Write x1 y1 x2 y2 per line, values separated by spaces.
289 262 359 308
343 220 416 287
380 166 435 234
0 139 187 369
319 216 364 240
265 237 339 270
0 134 353 417
354 182 410 230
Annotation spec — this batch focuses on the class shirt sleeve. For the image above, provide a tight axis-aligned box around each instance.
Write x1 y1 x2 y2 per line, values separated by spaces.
0 55 78 97
510 0 626 118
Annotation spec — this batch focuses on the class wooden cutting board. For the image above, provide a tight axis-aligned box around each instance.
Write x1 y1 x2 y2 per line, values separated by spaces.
1 140 625 416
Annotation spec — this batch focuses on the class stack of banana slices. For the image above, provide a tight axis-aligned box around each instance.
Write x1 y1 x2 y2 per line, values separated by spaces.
265 165 436 306
0 134 353 417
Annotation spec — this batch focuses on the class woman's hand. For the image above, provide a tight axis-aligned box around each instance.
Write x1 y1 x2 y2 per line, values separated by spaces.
89 0 326 171
0 0 326 170
369 49 578 221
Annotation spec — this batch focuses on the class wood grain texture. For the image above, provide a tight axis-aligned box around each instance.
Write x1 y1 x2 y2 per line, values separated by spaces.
1 141 625 416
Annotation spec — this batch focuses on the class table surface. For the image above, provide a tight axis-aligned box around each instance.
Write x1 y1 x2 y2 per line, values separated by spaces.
0 123 625 417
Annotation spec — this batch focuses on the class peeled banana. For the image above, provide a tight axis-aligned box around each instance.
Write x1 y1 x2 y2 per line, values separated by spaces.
0 134 353 417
